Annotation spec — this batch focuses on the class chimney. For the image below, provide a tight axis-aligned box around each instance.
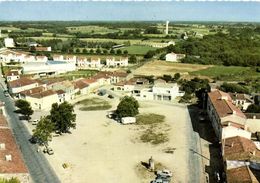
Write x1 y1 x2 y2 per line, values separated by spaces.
0 143 5 150
5 154 12 161
232 110 237 115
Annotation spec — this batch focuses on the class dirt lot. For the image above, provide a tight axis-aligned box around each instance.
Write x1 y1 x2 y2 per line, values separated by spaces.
134 60 212 77
28 97 194 183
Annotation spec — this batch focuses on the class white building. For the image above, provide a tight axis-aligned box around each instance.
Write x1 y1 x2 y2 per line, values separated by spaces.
77 57 102 69
35 56 48 62
22 61 76 76
165 53 177 62
106 57 128 67
4 38 15 48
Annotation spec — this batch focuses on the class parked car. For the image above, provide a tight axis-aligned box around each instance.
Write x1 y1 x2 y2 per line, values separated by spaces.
108 94 114 99
29 136 44 145
43 147 54 155
156 169 173 178
151 178 169 183
31 119 39 125
3 90 9 97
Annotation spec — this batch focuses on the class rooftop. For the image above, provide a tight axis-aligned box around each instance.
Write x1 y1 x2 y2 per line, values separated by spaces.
226 166 258 183
8 77 37 88
0 114 8 128
0 128 28 174
29 90 57 99
224 136 260 161
208 90 246 119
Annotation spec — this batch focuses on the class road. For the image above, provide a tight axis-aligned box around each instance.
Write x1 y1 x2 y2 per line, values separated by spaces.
0 71 60 183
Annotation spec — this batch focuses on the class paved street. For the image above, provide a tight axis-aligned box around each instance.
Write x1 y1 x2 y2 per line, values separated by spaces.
0 70 60 183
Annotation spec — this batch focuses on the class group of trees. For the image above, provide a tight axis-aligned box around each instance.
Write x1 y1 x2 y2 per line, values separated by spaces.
15 101 76 145
172 31 260 67
220 82 249 94
246 104 260 113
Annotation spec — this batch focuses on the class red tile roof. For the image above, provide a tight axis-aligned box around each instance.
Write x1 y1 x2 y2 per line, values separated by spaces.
29 90 57 99
208 90 246 118
6 70 19 77
8 78 37 88
73 79 89 89
226 166 257 183
56 90 66 95
224 136 260 161
0 114 8 127
19 86 45 96
0 128 28 174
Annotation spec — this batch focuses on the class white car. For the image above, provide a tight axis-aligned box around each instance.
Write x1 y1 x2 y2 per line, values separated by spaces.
151 179 169 183
156 169 173 177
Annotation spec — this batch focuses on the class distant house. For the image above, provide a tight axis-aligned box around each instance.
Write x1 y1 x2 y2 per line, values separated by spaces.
165 52 186 62
24 55 36 62
63 55 77 64
51 80 76 101
245 113 260 133
33 46 51 52
4 38 15 48
106 57 128 67
5 70 20 82
53 54 64 61
8 78 39 95
35 56 48 62
77 57 102 69
0 49 28 63
229 93 253 111
165 53 177 62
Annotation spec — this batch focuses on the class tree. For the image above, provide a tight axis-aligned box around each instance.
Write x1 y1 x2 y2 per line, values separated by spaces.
246 104 260 113
75 48 81 53
0 177 20 183
49 102 76 134
116 49 122 55
96 48 102 54
129 55 137 64
123 50 128 55
82 48 88 54
174 73 181 80
32 117 54 145
110 49 115 54
116 96 139 118
15 99 33 120
144 50 156 59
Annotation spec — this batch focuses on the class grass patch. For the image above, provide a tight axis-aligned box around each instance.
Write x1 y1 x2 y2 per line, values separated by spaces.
76 98 112 111
58 69 98 80
140 128 169 145
191 65 260 81
136 113 165 125
121 45 157 55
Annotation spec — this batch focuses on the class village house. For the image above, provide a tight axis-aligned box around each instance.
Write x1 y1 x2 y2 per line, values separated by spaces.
0 114 30 183
52 54 64 61
76 57 102 69
207 90 248 141
106 57 128 67
0 49 28 63
35 55 48 62
114 77 150 91
63 55 77 64
4 38 15 48
8 78 39 95
223 136 260 183
5 70 20 82
21 90 58 110
245 113 260 133
32 46 51 52
73 79 89 95
50 80 77 101
23 55 35 62
165 52 186 62
229 93 253 111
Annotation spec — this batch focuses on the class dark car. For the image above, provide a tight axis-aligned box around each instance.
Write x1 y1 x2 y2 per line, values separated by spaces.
3 90 9 97
108 94 114 99
29 136 44 145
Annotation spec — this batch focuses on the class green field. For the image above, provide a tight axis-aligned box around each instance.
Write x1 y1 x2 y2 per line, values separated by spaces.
191 66 260 81
57 69 98 80
121 45 157 55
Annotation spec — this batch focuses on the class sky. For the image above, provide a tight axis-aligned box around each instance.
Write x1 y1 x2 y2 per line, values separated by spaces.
0 1 260 22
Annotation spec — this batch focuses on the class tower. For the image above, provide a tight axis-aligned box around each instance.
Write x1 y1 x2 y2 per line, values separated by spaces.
165 21 169 35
